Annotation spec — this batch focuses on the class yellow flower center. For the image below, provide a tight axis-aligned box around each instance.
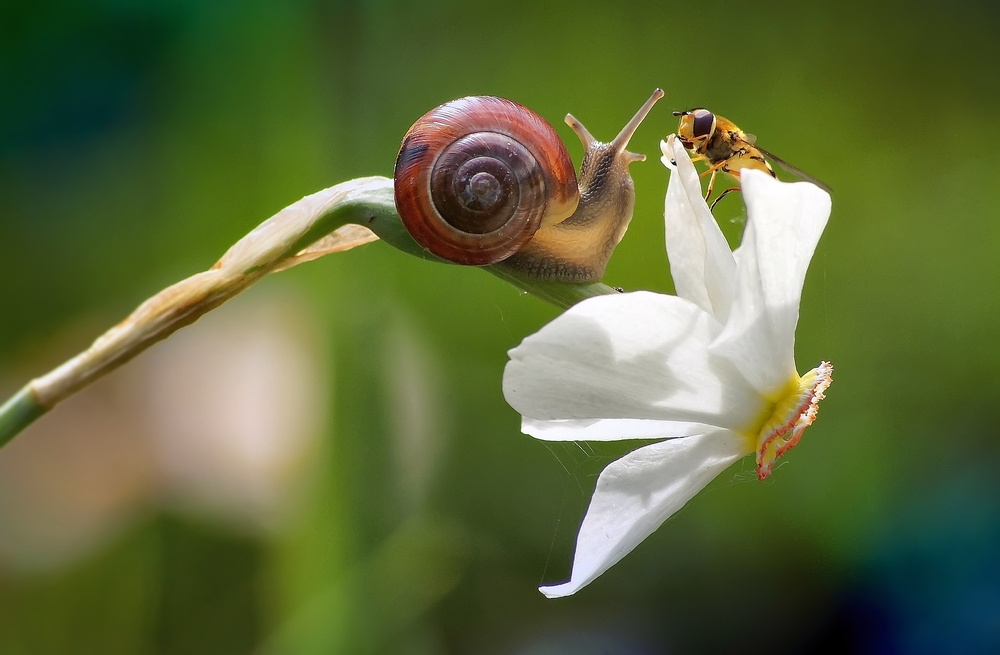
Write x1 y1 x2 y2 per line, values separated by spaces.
750 361 833 480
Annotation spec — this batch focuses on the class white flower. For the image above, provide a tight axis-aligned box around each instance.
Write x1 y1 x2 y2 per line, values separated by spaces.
502 136 833 598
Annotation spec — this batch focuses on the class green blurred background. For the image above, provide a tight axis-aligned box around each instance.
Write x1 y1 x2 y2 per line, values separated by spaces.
2 1 1000 653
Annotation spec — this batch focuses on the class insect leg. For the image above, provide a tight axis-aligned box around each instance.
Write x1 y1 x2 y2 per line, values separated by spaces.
698 160 726 178
696 160 728 202
709 187 741 212
704 169 718 202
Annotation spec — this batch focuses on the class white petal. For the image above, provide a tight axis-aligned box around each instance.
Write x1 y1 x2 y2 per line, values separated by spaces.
522 417 713 442
660 137 736 321
539 430 749 598
503 291 763 432
710 170 831 395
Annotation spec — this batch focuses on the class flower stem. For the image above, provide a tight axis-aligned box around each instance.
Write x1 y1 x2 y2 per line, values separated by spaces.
0 176 618 448
0 386 45 449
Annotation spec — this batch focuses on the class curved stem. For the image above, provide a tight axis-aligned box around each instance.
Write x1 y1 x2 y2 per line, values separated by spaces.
0 387 45 448
0 176 618 448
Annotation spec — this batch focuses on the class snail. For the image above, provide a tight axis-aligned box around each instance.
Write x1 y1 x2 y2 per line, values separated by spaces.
393 89 664 284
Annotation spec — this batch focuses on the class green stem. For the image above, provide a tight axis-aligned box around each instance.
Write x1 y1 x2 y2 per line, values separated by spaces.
0 386 45 449
0 176 617 448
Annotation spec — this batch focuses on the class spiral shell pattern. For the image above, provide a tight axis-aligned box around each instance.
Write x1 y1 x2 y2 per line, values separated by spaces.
394 96 579 265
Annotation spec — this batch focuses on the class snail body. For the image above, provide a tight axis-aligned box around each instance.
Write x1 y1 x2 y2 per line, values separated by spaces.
393 89 663 283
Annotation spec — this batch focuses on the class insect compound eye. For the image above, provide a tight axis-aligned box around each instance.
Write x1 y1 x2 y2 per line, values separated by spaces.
692 109 715 138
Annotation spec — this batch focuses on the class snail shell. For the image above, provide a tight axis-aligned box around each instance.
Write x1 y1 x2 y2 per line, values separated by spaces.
393 96 579 266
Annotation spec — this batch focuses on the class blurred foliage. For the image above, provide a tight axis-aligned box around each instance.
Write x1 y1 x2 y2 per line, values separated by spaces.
1 0 1000 653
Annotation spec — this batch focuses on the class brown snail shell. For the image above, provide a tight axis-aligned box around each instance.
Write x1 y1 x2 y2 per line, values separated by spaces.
393 96 579 266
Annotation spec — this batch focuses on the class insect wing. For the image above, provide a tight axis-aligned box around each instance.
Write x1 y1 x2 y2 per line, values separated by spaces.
752 143 832 193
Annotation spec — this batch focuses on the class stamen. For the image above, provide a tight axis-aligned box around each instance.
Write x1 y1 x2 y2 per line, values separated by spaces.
755 362 833 480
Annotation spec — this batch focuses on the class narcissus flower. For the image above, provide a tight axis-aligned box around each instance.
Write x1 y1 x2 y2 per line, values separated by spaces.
502 136 833 598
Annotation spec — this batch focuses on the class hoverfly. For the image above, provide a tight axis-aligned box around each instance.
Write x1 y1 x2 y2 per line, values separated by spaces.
672 108 830 211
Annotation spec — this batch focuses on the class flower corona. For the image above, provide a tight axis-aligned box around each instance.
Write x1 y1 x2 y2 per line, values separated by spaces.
751 361 833 480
